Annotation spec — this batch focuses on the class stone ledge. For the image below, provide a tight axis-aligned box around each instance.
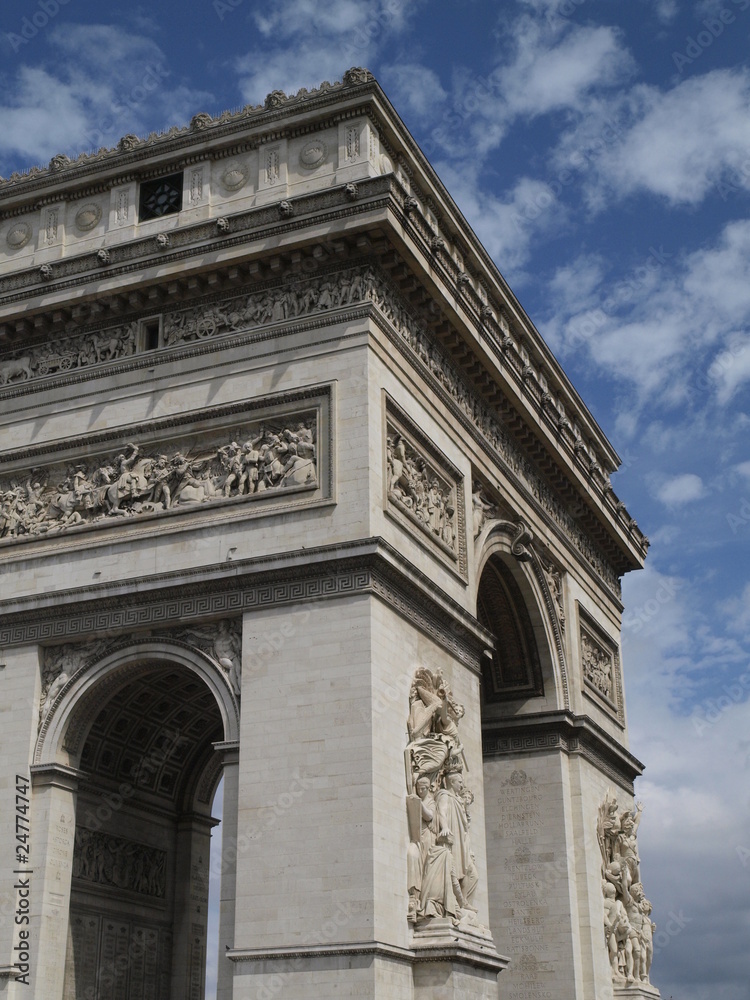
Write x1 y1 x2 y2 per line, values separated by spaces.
226 940 415 964
483 710 645 788
614 983 661 999
411 918 509 974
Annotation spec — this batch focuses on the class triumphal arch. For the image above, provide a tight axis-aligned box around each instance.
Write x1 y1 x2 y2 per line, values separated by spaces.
0 70 658 1000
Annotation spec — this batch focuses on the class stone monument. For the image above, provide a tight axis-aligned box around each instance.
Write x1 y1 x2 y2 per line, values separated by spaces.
0 69 656 999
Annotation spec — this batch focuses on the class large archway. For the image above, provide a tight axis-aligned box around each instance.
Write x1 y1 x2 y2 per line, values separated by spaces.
35 644 238 1000
477 555 545 705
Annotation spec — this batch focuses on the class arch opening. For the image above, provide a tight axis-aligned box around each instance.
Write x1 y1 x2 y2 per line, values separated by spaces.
476 555 545 710
62 661 225 1000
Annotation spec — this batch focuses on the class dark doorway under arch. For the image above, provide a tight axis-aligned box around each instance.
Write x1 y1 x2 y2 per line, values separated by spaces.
64 663 224 1000
477 556 544 704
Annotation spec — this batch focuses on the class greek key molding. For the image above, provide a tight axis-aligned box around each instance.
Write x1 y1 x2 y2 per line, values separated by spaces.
1 541 492 671
482 711 642 792
0 247 623 597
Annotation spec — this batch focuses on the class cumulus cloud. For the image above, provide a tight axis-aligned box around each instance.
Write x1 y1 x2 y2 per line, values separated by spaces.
653 473 707 507
571 69 750 206
235 0 424 104
540 219 750 408
0 24 212 172
622 565 750 1000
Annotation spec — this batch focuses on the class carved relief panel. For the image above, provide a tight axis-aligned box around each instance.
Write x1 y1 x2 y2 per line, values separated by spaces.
384 399 467 576
578 605 624 725
0 389 330 547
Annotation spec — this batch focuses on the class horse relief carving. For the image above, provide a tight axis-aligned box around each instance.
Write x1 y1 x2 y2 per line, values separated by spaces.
0 417 317 543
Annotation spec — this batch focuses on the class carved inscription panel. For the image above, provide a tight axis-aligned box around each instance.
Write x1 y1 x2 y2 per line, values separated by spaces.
498 769 556 1000
64 910 171 1000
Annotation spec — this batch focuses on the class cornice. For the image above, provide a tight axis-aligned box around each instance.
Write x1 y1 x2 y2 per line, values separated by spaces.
0 537 493 670
482 710 644 791
226 938 508 975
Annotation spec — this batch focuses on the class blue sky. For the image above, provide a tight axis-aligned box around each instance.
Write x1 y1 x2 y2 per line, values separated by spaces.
2 1 749 997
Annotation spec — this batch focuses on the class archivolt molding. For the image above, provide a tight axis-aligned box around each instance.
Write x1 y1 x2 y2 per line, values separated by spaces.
35 637 240 766
476 517 570 712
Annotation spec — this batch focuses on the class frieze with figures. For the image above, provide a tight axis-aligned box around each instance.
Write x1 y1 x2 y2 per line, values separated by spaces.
0 259 620 592
73 827 167 899
0 412 317 544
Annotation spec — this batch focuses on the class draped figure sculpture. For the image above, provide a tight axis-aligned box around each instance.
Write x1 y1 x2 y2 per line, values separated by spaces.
597 791 655 987
405 667 483 931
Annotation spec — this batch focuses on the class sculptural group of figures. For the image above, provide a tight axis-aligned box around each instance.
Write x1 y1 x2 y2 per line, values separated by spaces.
73 828 166 898
163 270 375 345
405 668 483 930
597 792 655 986
0 325 137 386
0 421 316 541
582 633 614 700
387 433 456 550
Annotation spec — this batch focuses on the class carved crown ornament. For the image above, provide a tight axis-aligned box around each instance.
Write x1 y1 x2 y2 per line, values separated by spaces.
0 68 375 189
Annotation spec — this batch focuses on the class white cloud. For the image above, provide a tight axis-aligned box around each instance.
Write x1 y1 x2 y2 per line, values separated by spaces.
622 567 750 1000
0 24 212 172
380 62 448 119
654 473 707 507
541 219 750 409
494 22 632 120
580 69 750 205
234 0 423 104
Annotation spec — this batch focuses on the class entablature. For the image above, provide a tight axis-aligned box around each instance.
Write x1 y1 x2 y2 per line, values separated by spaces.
0 71 647 590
